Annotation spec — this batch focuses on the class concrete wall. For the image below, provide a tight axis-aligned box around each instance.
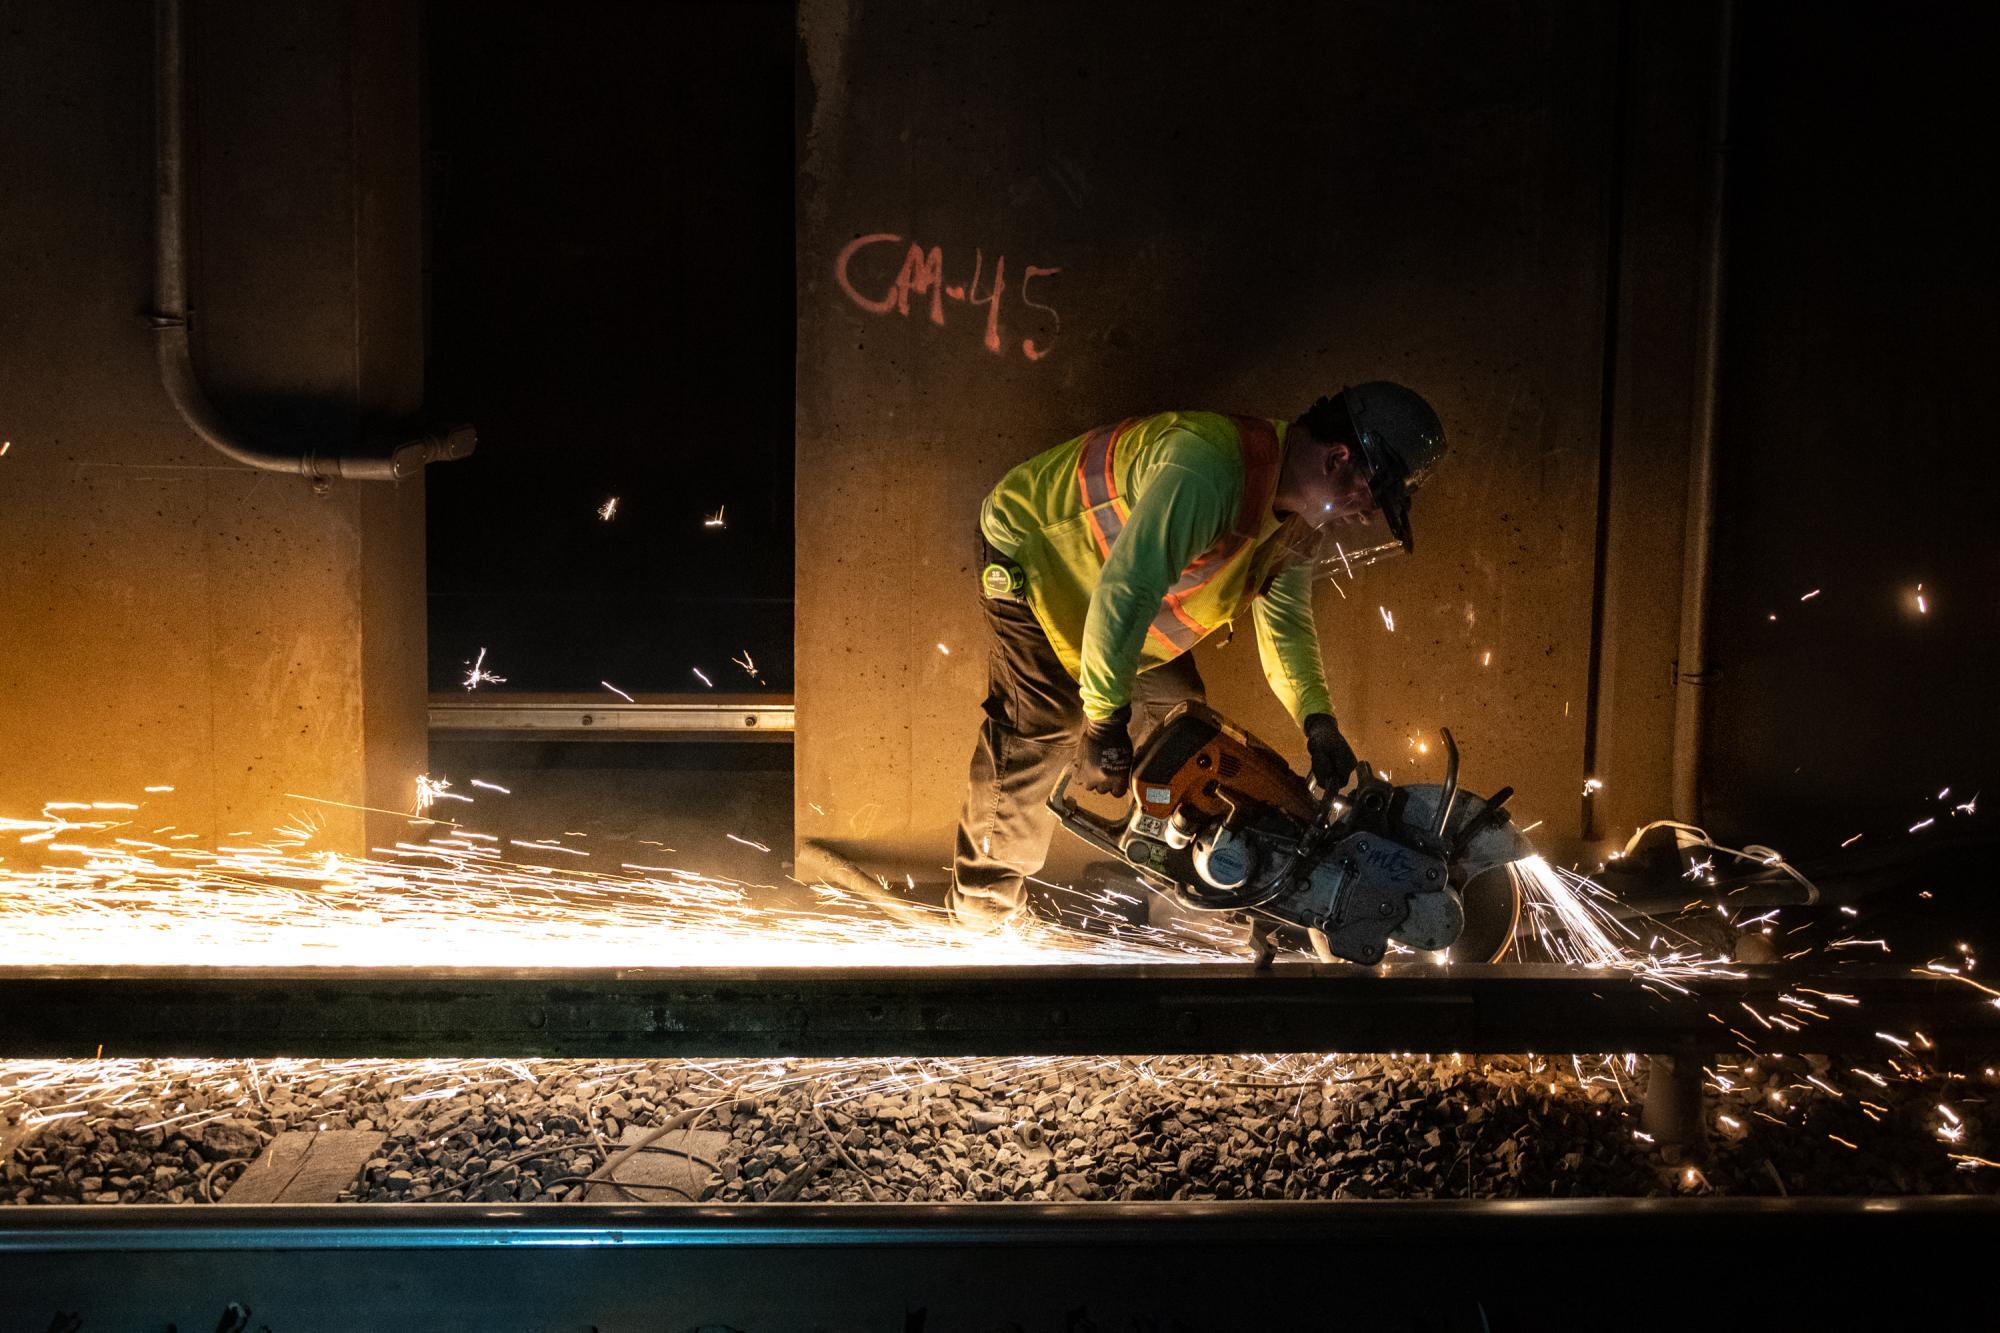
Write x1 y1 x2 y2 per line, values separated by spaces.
796 0 1710 870
0 2 429 853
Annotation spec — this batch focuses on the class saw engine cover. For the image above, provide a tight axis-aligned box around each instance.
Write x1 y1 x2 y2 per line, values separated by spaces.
1049 702 1526 964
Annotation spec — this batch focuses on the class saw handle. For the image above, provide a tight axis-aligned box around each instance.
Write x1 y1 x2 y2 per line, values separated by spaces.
1434 728 1460 839
1045 765 1130 862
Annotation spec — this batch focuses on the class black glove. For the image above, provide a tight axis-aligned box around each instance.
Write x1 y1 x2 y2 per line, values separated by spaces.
1076 707 1135 799
1302 712 1357 794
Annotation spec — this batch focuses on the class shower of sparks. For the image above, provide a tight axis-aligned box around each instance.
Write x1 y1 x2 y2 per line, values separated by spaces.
1378 606 1395 632
1506 857 1726 987
691 667 713 689
468 779 511 795
6 783 1994 1186
0 795 1239 969
0 788 1688 978
597 497 619 522
704 506 726 529
1481 651 1492 667
1800 589 1821 601
413 775 473 817
601 681 635 702
143 785 174 793
732 650 762 683
1582 777 1604 797
461 648 505 691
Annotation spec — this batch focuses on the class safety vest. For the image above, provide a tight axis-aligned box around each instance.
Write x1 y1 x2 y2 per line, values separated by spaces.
981 411 1298 679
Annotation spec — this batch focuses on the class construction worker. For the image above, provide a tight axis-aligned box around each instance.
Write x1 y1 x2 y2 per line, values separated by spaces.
949 383 1447 933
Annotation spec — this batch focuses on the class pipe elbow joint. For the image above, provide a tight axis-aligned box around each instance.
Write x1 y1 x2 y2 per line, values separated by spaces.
382 422 479 480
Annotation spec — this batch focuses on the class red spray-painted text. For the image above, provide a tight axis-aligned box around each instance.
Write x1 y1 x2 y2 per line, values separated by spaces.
836 233 1061 363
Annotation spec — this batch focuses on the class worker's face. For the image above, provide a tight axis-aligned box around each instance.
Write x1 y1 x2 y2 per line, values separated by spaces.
1303 440 1380 528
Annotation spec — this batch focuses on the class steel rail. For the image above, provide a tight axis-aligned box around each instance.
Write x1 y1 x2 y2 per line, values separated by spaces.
6 1198 1993 1328
0 963 1989 1060
0 1196 1993 1250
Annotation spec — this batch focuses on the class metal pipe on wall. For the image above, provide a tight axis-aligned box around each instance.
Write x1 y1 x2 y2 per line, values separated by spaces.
150 0 475 485
1670 0 1736 824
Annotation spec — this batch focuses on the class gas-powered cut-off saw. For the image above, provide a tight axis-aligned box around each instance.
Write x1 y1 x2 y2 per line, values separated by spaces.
1049 702 1529 965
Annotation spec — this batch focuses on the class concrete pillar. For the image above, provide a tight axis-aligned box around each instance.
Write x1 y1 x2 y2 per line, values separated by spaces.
0 2 429 854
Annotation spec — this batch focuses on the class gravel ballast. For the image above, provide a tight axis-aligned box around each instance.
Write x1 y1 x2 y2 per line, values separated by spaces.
3 1052 1992 1206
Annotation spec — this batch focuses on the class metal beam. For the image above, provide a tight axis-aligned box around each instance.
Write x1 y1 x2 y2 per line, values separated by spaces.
0 964 1989 1060
428 693 793 740
5 1200 1993 1329
3 1196 1993 1250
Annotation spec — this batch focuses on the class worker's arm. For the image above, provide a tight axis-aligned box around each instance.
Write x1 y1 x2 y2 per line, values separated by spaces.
1252 562 1334 725
1078 465 1231 721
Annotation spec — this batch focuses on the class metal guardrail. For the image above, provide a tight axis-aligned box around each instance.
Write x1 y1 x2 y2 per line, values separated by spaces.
428 692 793 740
0 964 1989 1061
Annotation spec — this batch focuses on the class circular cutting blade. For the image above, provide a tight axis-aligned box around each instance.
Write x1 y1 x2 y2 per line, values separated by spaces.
1393 785 1530 963
1454 862 1523 963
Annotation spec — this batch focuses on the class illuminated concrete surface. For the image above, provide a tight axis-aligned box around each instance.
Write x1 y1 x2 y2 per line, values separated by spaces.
0 2 430 852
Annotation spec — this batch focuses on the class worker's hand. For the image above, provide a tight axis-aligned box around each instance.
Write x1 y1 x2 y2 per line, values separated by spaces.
1076 707 1135 799
1302 713 1357 794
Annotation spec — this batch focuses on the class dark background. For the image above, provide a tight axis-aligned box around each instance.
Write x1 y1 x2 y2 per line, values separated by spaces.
1703 5 2000 843
423 0 796 696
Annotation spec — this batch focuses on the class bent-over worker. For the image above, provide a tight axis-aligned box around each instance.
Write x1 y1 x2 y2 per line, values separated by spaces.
949 383 1448 932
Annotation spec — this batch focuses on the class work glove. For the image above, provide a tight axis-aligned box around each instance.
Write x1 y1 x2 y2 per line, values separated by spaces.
1302 712 1357 794
1076 707 1135 799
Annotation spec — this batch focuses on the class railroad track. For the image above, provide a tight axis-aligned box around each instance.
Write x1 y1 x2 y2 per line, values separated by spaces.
5 964 1998 1323
8 961 1993 1148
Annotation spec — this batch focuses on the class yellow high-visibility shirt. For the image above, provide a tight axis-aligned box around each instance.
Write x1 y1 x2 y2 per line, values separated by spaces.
980 410 1333 724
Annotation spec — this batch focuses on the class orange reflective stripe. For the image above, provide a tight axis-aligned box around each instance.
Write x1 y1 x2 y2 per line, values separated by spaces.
1146 417 1277 650
1076 417 1138 558
1076 414 1281 655
1150 533 1250 651
1225 415 1282 535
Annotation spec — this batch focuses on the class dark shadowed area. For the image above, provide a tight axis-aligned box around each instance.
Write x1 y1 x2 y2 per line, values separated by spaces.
1701 5 2000 850
423 0 796 697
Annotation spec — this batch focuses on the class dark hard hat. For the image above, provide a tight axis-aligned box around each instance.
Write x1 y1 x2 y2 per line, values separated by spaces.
1343 381 1446 553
